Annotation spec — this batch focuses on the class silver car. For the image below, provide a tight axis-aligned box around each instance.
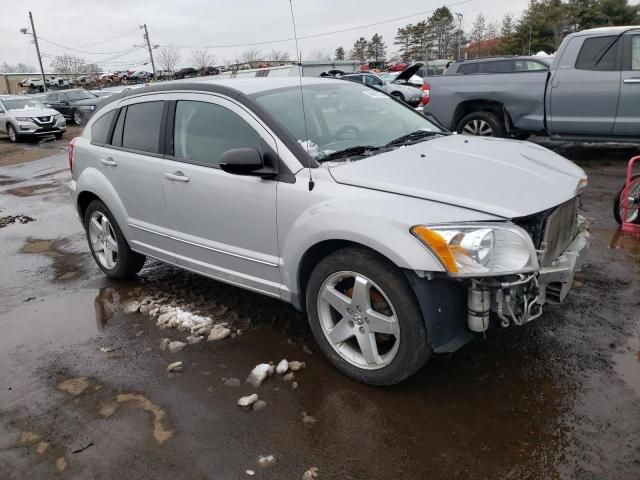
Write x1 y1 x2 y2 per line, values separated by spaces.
0 95 66 142
69 77 590 385
340 72 423 106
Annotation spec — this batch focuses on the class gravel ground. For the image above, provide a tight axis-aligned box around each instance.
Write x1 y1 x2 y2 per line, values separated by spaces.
0 133 638 479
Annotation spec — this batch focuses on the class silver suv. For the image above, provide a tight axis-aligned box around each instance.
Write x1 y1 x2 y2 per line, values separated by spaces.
0 95 66 142
69 77 590 385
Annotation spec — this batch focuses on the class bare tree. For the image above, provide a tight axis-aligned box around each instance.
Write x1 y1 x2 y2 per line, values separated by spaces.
1 62 34 73
191 49 215 69
241 48 262 63
269 49 290 62
157 46 181 75
50 54 86 76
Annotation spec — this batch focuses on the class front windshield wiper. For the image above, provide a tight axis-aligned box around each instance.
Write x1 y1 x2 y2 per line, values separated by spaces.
316 145 384 163
386 129 447 147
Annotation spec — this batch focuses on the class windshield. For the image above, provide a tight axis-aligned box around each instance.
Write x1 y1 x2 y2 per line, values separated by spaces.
3 98 45 111
66 90 96 101
252 82 440 161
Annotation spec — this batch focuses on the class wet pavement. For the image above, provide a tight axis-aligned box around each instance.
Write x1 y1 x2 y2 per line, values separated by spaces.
0 136 639 479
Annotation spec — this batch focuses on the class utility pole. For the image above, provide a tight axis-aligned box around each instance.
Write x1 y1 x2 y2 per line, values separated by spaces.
22 12 47 92
455 13 464 61
141 24 157 80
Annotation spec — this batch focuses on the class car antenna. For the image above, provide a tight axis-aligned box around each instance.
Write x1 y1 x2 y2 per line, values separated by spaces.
288 0 314 191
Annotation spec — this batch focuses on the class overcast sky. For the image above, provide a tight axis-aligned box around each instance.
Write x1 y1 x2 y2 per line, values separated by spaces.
1 0 552 71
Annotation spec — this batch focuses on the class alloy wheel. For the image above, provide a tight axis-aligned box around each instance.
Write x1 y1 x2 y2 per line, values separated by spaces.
316 271 400 370
88 211 119 269
73 111 82 125
8 126 16 142
462 119 494 136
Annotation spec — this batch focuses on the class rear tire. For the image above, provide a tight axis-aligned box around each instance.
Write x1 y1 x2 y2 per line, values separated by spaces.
305 247 431 385
456 111 506 138
72 110 83 126
390 91 405 103
84 199 146 278
614 174 640 225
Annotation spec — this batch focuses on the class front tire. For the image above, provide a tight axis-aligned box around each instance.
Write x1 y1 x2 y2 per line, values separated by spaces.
305 247 431 385
7 124 19 143
72 110 83 126
84 200 146 278
456 111 506 138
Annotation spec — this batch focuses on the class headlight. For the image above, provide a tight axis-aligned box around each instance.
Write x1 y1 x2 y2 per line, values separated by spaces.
78 105 95 111
54 113 63 120
411 224 538 276
15 117 33 122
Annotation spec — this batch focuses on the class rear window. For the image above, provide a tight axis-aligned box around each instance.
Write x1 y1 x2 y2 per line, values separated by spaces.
458 63 479 74
575 36 619 71
91 110 116 144
121 101 164 153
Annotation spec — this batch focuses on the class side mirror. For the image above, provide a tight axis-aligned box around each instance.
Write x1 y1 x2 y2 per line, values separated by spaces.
219 147 277 178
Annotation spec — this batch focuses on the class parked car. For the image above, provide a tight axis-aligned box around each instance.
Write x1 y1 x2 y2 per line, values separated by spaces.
423 26 640 141
175 67 198 79
69 77 589 385
445 56 551 75
44 89 101 125
319 69 346 77
0 95 66 142
340 68 423 106
387 62 408 72
19 78 44 88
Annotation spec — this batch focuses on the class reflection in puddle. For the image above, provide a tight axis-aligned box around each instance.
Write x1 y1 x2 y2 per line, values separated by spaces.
21 238 84 281
609 229 640 261
5 182 65 197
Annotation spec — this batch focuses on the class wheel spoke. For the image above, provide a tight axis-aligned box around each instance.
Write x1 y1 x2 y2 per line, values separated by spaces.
327 317 354 345
366 309 398 336
106 236 118 251
90 216 103 234
322 285 351 317
357 332 381 365
350 275 371 310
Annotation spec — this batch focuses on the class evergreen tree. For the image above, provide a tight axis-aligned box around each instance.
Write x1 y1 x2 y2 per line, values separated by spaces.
367 34 387 63
349 37 369 63
335 46 345 60
427 6 457 58
394 26 413 61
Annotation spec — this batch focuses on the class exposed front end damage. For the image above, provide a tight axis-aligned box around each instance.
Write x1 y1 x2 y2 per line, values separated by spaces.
467 216 590 332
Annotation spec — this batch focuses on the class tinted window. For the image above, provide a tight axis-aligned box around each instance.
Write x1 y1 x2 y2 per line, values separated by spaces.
364 75 383 86
478 61 513 73
173 101 260 167
514 60 549 72
45 93 59 102
91 109 116 144
122 101 164 153
458 63 479 74
111 107 126 146
343 75 363 84
576 36 619 71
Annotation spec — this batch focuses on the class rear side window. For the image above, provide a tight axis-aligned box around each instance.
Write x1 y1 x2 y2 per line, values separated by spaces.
121 101 164 153
575 36 619 71
173 101 260 167
111 107 126 147
90 110 116 144
458 63 479 74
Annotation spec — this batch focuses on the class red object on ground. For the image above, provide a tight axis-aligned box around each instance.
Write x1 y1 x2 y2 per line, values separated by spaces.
621 155 640 234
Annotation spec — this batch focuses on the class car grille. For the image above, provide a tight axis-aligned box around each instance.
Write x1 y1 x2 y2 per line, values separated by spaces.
514 197 579 267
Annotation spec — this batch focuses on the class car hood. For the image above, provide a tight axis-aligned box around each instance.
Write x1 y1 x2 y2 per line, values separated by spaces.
393 63 423 83
8 108 60 117
327 135 587 219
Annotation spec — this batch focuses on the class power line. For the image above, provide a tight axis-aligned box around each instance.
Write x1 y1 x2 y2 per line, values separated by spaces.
38 36 140 55
161 0 473 49
74 29 139 49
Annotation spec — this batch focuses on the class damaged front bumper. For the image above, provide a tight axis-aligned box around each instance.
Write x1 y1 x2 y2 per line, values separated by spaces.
468 221 590 332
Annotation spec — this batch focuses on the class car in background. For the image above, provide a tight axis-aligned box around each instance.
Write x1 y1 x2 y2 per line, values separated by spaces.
340 67 423 106
44 89 101 125
319 69 346 77
92 90 115 98
444 56 552 75
387 62 408 72
0 95 65 142
19 78 44 88
175 67 198 79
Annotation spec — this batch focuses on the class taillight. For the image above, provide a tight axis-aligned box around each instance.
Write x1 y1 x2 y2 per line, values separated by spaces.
68 138 76 172
421 82 430 105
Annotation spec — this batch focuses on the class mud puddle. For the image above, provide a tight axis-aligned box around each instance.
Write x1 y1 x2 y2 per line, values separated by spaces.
0 215 35 229
21 238 86 281
4 181 66 198
609 229 640 262
614 318 640 398
0 290 111 352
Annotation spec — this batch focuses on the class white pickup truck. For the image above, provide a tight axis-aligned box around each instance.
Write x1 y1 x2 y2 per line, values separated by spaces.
423 26 640 142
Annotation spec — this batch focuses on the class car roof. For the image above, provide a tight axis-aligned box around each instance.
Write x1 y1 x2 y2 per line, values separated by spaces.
0 95 29 100
136 76 343 95
572 25 640 36
457 55 550 64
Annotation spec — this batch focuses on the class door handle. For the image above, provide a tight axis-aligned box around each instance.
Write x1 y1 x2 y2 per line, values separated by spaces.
164 171 190 182
100 158 117 166
623 78 640 84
